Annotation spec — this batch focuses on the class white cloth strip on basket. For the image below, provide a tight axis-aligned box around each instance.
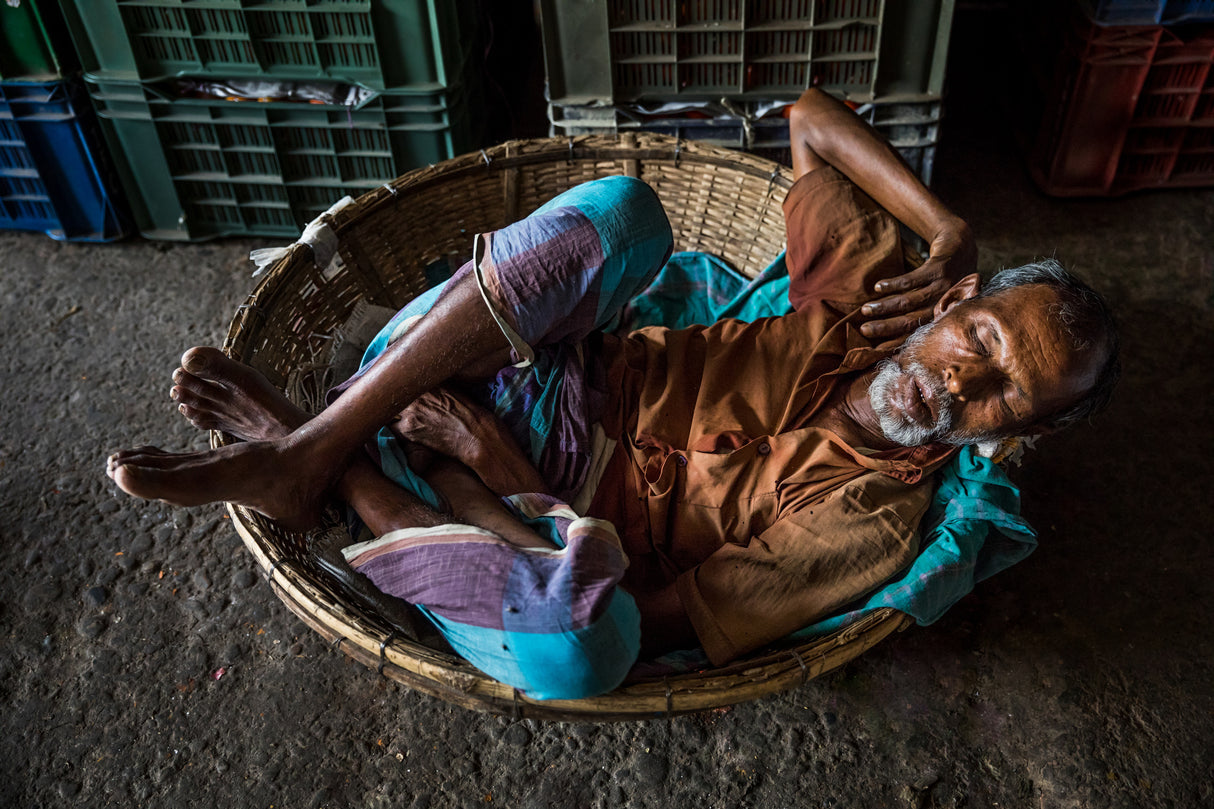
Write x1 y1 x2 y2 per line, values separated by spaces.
249 195 356 279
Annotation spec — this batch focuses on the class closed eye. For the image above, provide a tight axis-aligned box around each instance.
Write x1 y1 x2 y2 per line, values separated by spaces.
968 325 989 356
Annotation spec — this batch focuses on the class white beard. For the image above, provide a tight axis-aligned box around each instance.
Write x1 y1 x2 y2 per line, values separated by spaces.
867 357 954 447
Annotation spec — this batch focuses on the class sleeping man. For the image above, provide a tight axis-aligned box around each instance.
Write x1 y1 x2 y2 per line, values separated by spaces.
107 89 1119 699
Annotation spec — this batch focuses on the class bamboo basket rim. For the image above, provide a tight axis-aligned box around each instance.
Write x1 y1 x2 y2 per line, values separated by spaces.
217 134 913 721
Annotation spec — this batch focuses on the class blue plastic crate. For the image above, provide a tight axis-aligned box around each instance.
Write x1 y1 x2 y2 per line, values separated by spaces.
0 80 130 241
1084 0 1214 24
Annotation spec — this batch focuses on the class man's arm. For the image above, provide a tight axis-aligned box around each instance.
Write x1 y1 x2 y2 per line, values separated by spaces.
788 88 978 340
671 472 932 666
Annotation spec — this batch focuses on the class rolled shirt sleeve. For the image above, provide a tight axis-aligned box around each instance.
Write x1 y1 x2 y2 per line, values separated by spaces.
675 471 934 666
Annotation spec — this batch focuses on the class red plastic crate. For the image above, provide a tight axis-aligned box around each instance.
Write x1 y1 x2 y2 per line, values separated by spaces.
1029 6 1214 195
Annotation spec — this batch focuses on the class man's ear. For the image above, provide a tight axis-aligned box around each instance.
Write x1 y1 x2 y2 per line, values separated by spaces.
932 273 981 319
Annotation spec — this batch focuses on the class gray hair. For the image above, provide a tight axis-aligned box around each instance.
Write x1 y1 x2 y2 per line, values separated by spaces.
981 258 1120 431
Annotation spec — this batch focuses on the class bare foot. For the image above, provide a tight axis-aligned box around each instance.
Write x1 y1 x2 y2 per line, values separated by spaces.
170 346 308 441
106 439 332 530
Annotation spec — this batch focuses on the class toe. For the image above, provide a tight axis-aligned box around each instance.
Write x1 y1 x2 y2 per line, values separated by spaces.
109 446 159 463
173 368 226 408
178 403 218 430
108 447 167 477
110 462 156 499
181 346 224 375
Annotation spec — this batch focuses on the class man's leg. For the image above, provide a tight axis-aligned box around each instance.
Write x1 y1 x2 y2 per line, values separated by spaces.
107 272 512 529
162 346 547 542
108 175 671 530
165 346 638 699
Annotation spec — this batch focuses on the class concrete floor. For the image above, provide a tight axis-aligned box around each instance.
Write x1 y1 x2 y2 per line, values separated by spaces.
3 9 1213 809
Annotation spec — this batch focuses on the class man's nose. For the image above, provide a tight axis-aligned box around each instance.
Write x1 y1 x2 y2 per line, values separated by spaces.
943 360 995 401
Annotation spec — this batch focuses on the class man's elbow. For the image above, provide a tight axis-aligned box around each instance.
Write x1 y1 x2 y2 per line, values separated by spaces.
789 89 837 176
790 88 821 137
792 88 836 126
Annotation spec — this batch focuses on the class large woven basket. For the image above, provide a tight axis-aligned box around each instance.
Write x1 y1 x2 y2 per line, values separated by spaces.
218 134 912 721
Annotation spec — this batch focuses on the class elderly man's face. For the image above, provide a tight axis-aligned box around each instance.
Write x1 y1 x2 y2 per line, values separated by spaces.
868 283 1103 447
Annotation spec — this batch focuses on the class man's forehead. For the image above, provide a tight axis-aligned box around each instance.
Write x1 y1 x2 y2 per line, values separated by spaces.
970 284 1068 339
972 283 1105 392
979 281 1063 311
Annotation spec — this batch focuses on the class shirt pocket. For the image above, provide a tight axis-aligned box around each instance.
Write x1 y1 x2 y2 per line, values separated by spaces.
677 440 783 551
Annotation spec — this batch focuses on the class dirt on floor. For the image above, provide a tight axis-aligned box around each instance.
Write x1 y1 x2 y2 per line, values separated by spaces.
2 11 1213 808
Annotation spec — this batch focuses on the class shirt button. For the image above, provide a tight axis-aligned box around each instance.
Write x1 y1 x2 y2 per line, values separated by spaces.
757 442 771 456
676 455 688 467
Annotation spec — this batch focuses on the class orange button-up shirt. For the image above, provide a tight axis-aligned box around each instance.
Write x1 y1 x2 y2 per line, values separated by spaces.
588 167 958 664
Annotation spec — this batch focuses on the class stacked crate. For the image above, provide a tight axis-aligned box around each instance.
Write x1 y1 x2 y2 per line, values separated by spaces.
540 0 956 184
0 0 130 241
1024 0 1214 195
59 0 482 240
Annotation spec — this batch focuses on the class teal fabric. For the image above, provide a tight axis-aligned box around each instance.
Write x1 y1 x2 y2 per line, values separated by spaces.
619 251 791 332
415 588 641 701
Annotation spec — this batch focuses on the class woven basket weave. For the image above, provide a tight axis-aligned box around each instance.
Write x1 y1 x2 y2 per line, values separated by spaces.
217 134 912 721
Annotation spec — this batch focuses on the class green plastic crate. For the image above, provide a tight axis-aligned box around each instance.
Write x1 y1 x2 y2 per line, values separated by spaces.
87 77 476 240
540 0 956 104
61 0 474 90
0 0 78 80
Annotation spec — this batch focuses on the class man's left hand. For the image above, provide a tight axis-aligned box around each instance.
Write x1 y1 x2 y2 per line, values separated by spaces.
858 219 977 340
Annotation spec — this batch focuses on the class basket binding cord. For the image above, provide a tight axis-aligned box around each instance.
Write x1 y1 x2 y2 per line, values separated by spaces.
249 195 357 280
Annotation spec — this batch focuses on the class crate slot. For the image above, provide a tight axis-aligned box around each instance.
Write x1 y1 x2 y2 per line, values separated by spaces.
63 0 474 90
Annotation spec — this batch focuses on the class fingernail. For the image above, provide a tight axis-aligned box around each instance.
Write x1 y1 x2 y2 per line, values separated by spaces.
861 305 874 315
